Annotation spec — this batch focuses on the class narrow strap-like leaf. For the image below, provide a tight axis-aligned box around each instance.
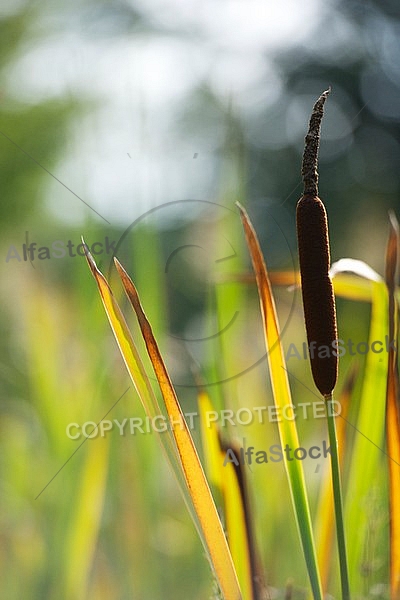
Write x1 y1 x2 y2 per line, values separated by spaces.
238 203 323 600
385 212 400 599
113 258 242 600
198 389 261 600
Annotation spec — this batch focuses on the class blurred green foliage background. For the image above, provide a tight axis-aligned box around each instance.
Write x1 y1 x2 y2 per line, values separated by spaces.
1 0 399 598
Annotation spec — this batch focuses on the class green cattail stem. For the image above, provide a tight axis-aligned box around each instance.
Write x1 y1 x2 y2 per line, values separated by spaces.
326 394 350 600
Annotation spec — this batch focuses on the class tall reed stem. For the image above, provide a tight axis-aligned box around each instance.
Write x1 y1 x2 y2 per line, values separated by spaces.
326 393 350 600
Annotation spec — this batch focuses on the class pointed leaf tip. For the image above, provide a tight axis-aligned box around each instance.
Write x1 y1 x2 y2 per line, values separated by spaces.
114 258 141 310
80 237 98 277
235 201 245 215
388 210 399 231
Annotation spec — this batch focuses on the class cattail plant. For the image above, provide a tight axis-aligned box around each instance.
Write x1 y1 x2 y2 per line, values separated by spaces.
296 88 338 398
296 89 350 600
77 89 398 599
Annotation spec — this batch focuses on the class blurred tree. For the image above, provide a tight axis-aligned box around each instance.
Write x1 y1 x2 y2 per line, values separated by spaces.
0 6 77 230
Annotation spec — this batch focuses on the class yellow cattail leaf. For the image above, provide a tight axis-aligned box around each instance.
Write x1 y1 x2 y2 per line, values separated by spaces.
112 257 242 600
64 435 110 600
221 447 254 600
332 274 376 302
198 389 224 491
84 243 241 598
83 240 162 422
223 269 390 303
83 243 195 499
198 389 260 600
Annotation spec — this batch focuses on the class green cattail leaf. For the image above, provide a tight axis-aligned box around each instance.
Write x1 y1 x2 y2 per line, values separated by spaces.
344 280 389 592
238 203 323 600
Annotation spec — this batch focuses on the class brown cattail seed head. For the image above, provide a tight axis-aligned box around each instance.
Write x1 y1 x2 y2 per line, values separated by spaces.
296 88 338 398
296 195 338 397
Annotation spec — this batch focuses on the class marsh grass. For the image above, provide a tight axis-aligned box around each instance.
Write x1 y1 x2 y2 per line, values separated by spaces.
4 104 400 600
81 205 399 600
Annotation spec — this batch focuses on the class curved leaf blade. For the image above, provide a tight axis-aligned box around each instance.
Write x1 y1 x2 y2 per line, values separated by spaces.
113 258 242 600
